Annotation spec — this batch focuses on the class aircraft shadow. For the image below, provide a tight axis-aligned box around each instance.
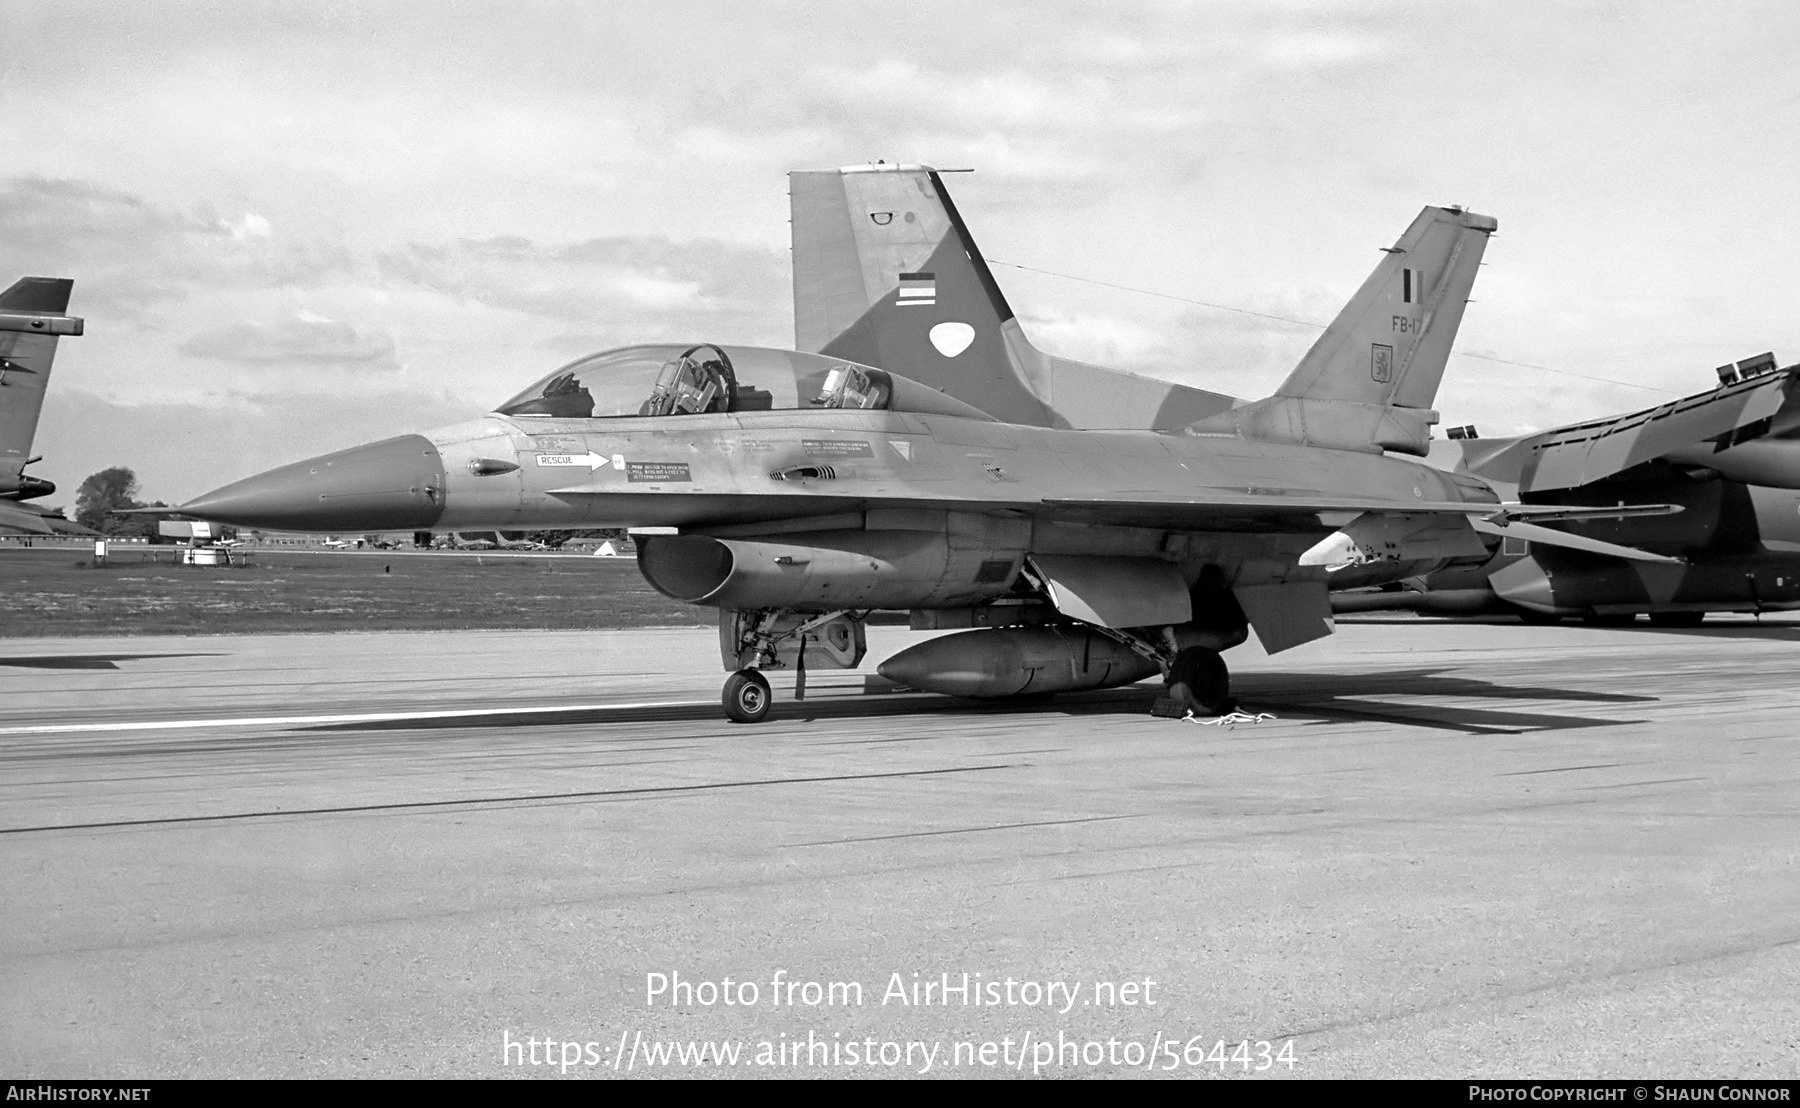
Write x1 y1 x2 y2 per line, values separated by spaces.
1234 667 1656 735
296 667 1646 737
1629 624 1800 641
1336 615 1800 642
0 653 225 670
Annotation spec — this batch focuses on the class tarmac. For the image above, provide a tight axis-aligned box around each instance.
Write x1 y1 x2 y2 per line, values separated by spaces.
2 615 1798 1079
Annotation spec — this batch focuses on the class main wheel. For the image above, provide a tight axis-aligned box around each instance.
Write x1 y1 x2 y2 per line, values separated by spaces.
1583 612 1638 627
1648 611 1706 627
1515 609 1563 625
722 669 772 723
1164 646 1234 716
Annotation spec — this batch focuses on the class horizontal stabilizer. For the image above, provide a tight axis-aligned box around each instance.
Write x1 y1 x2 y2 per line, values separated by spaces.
1469 517 1681 564
1458 369 1794 492
0 500 95 536
0 500 53 534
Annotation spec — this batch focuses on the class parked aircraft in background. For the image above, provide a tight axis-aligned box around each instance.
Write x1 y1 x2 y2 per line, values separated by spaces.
321 538 350 549
0 277 90 536
451 530 546 551
1335 353 1800 624
165 172 1669 722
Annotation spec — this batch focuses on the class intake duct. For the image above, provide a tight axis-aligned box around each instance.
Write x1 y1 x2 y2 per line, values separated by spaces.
636 532 1024 611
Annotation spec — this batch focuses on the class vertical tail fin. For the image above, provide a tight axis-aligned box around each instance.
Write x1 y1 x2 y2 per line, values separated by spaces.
791 164 1056 425
790 165 1236 430
0 277 83 497
1189 206 1496 455
1276 206 1495 408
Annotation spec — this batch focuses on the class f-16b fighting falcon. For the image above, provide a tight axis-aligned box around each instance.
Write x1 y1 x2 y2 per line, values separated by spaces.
169 169 1660 722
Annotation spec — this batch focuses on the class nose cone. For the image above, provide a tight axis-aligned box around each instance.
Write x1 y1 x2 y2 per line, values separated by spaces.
179 434 447 531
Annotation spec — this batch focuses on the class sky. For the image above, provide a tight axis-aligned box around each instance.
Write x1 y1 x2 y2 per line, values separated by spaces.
4 0 1799 505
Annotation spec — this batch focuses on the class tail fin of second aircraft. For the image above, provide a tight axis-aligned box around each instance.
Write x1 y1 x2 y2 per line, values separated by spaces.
1189 206 1497 456
790 164 1237 430
0 277 82 495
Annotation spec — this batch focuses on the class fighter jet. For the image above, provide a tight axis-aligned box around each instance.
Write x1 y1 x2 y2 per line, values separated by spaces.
0 276 90 536
1335 353 1800 624
169 180 1659 722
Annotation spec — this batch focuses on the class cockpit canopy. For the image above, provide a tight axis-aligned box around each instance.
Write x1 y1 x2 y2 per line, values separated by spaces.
494 344 995 422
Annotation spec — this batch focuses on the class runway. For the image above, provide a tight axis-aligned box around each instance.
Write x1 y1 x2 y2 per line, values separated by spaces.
3 616 1798 1078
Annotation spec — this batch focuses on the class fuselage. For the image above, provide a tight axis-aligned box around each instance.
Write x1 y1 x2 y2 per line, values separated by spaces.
176 342 1501 612
182 405 1493 590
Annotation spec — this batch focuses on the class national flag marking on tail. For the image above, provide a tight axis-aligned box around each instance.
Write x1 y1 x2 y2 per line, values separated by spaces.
897 271 936 307
1401 268 1424 305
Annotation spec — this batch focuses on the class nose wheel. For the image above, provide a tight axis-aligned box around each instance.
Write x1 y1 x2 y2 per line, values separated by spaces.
722 668 772 723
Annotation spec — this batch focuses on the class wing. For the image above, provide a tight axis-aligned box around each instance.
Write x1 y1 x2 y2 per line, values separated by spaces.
1456 368 1794 492
1039 493 1678 533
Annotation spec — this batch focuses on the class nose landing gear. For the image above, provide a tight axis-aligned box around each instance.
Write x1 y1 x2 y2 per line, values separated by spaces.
721 669 772 724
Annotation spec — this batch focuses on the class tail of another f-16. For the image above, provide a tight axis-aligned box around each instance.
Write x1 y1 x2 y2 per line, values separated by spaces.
1186 205 1497 456
790 165 1494 455
0 276 88 535
789 164 1239 430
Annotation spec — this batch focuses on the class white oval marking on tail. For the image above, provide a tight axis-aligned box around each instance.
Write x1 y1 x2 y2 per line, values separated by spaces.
929 321 976 358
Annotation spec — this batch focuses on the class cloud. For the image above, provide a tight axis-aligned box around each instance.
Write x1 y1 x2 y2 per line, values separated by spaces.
178 316 398 368
0 177 356 320
375 233 789 345
225 212 272 241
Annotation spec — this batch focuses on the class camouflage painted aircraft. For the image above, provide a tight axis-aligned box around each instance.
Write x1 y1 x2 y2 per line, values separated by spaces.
1335 353 1800 625
169 175 1663 722
0 277 89 536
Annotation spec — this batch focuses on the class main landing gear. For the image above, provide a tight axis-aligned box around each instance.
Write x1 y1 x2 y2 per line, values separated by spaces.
1154 646 1236 718
722 669 772 724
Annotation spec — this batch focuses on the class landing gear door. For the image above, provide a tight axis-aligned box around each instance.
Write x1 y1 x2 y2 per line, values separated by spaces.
1025 555 1192 628
718 610 867 671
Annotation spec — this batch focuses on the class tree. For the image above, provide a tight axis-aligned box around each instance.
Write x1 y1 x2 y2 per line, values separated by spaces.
75 467 143 534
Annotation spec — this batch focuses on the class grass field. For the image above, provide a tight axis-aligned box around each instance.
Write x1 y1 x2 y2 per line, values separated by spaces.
0 546 714 636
